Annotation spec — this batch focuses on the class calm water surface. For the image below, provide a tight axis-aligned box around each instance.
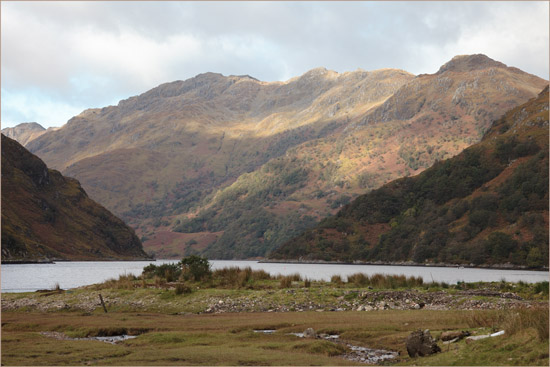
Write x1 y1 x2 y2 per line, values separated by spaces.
1 260 548 293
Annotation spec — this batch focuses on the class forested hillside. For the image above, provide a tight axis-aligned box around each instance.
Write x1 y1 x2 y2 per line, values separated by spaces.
271 86 549 268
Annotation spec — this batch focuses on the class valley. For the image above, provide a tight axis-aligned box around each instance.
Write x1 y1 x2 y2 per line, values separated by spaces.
4 54 548 264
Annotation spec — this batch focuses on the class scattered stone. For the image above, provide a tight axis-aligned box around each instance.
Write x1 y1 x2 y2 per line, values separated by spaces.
440 330 470 341
406 329 441 357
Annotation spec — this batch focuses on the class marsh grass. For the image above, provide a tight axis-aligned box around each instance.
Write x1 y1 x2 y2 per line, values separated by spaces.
330 275 343 285
94 274 137 290
213 267 272 289
4 309 548 366
278 273 302 288
462 305 549 341
89 268 548 304
346 273 425 288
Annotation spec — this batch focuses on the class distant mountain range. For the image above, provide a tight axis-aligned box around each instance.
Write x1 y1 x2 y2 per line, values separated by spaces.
7 54 548 261
1 135 149 262
271 86 549 269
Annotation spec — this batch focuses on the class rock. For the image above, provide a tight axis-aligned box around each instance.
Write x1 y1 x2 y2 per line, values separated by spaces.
440 330 470 341
406 329 441 357
465 330 505 343
303 328 316 338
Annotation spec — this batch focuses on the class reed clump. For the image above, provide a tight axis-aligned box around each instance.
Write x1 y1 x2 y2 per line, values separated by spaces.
330 275 343 285
278 273 301 288
213 266 272 288
346 273 424 288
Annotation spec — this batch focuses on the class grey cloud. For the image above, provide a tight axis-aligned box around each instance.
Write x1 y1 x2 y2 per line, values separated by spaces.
1 1 548 128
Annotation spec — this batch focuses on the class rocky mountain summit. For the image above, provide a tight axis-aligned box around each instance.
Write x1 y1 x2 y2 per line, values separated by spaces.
1 134 149 261
1 122 46 146
20 54 548 260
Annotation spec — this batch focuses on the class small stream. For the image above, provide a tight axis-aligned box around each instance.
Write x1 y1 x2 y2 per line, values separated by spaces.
254 329 398 364
40 331 136 344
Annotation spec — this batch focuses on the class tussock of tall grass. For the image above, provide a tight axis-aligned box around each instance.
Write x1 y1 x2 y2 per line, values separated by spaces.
346 273 424 289
278 273 302 288
94 274 138 290
213 267 272 288
504 306 549 341
330 275 343 285
464 306 549 341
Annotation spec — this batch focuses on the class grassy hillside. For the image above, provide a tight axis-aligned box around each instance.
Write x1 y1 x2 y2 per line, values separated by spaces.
270 86 549 268
1 135 149 261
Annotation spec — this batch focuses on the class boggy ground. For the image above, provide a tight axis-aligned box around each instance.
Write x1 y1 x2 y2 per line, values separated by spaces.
1 274 549 365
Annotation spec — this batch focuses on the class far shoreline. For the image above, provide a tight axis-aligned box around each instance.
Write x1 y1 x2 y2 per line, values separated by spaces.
2 258 548 273
258 259 549 272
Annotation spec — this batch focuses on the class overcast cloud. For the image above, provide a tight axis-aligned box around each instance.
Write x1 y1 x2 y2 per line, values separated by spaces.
1 1 548 129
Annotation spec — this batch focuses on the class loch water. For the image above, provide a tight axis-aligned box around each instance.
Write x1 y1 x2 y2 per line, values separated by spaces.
1 260 548 293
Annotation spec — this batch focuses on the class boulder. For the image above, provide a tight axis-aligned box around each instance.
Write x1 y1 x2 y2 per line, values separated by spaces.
303 328 316 338
406 329 441 357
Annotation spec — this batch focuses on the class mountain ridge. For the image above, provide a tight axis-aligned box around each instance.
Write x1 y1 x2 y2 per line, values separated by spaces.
19 54 549 259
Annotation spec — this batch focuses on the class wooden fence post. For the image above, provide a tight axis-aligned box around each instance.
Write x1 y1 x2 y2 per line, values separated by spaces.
99 294 108 313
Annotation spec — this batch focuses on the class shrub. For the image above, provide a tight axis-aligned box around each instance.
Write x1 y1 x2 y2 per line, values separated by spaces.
534 281 549 295
142 263 181 280
180 255 211 281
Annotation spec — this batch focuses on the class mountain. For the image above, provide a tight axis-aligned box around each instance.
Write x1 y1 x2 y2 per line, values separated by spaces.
1 134 149 262
24 54 548 259
1 122 46 146
25 67 414 255
171 55 548 259
270 86 549 269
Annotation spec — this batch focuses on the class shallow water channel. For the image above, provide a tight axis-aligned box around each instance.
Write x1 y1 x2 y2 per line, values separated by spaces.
254 329 398 364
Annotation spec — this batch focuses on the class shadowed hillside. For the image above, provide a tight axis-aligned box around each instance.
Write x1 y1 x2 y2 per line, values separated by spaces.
1 135 149 262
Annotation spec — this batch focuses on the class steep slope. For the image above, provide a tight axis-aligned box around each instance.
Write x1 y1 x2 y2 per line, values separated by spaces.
1 122 46 146
172 55 547 259
270 86 549 269
1 135 149 262
27 68 412 221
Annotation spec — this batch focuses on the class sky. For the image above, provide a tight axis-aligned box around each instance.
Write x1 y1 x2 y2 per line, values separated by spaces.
1 1 549 129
